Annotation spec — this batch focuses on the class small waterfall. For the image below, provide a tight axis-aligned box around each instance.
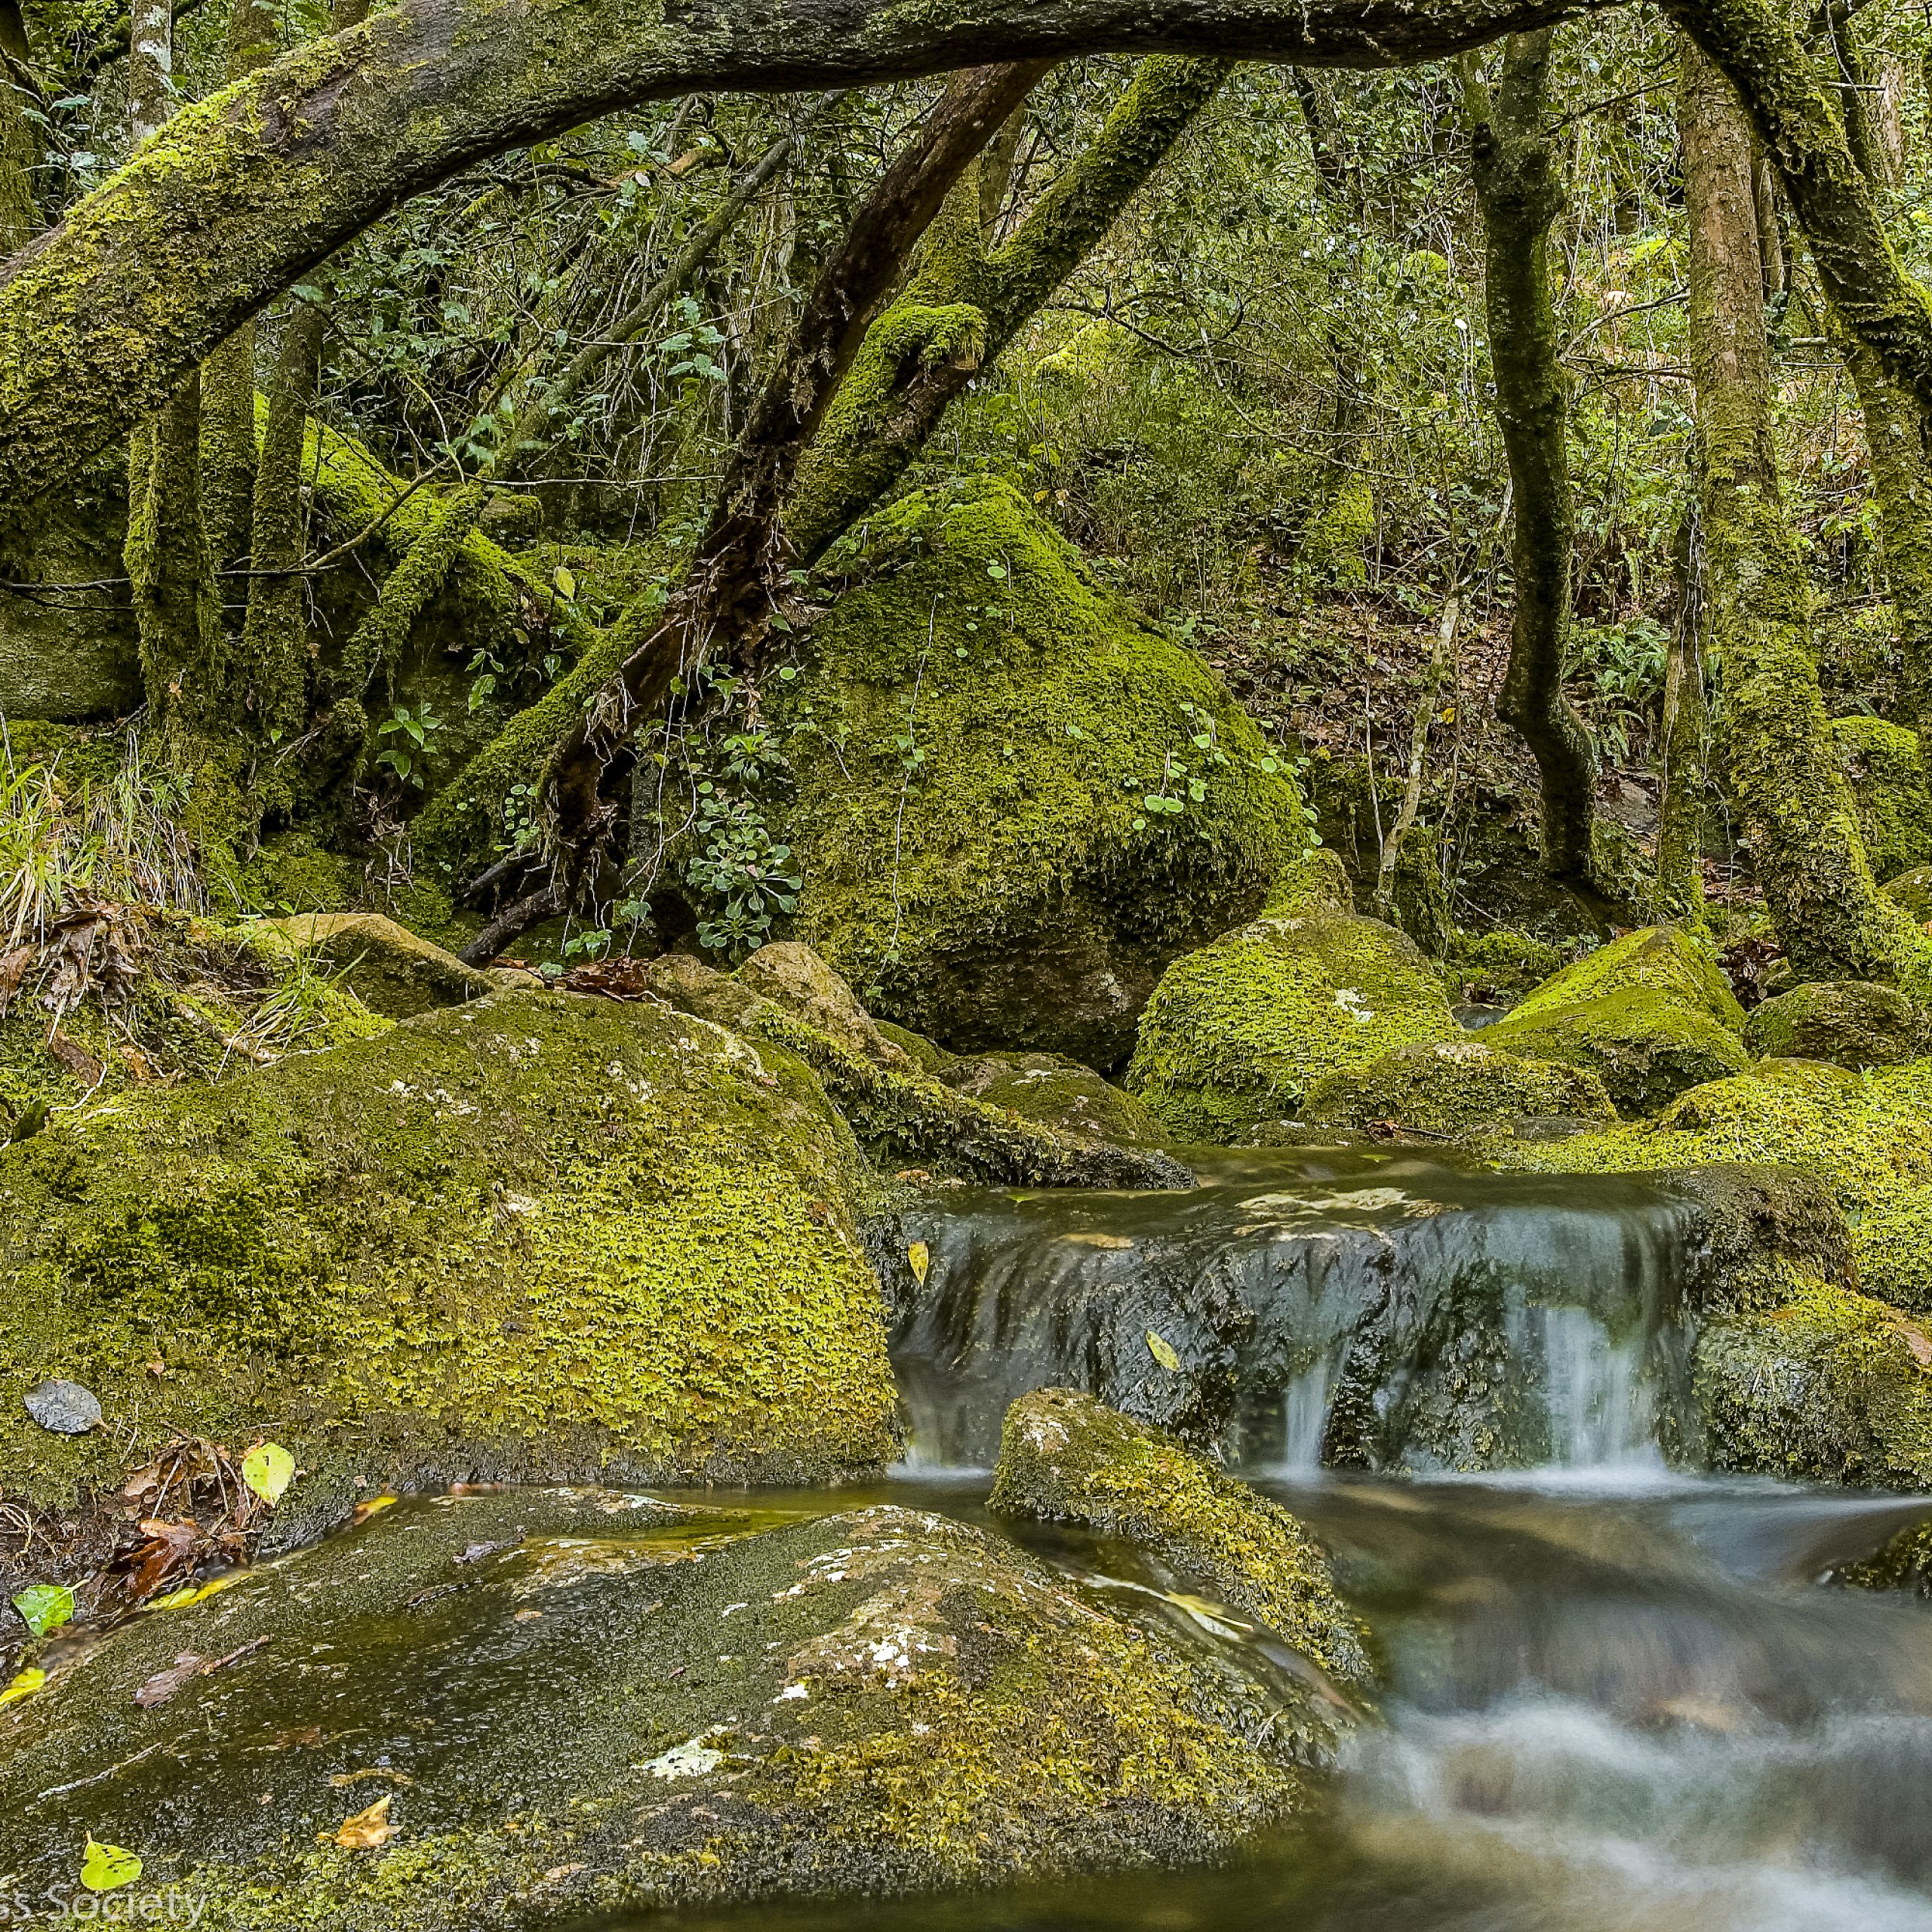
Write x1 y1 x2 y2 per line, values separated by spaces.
891 1149 1702 1475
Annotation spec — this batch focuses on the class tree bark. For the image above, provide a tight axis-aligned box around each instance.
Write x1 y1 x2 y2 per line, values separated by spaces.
0 1 39 258
542 57 1053 887
1678 34 1924 983
1656 510 1709 920
1466 28 1604 895
0 0 1624 518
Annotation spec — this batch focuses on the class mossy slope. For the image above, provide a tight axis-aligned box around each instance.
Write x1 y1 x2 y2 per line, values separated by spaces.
0 1491 1314 1927
0 986 899 1512
774 477 1309 1066
1125 849 1459 1142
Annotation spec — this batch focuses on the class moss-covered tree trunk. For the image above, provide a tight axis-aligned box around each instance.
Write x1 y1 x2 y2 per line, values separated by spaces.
1815 9 1932 740
1679 35 1925 985
786 55 1231 561
1466 29 1603 896
198 0 278 599
0 0 39 258
125 0 219 749
1655 511 1709 919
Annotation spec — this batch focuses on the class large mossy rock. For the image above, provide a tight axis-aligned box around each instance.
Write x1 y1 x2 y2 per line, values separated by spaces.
947 1051 1171 1149
1697 1280 1932 1487
990 1387 1371 1693
1301 1036 1616 1134
0 986 900 1515
1741 978 1924 1069
0 1489 1318 1925
770 478 1309 1066
1482 924 1749 1114
250 911 497 1017
1500 1057 1932 1314
1124 849 1459 1142
1830 714 1932 882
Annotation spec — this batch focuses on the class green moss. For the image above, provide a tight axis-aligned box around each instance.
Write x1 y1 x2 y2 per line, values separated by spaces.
246 912 495 1017
770 478 1308 1062
951 1053 1171 1148
0 987 900 1512
1301 1036 1617 1132
1443 928 1573 1003
1500 1056 1932 1309
1695 1275 1932 1486
990 1387 1372 1694
1481 924 1749 1113
1885 863 1932 924
236 829 354 912
1125 869 1459 1142
1298 469 1374 586
1829 713 1932 882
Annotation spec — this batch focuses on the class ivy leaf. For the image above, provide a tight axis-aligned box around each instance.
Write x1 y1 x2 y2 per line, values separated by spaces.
241 1441 297 1506
11 1584 75 1638
80 1839 142 1894
1146 1331 1180 1373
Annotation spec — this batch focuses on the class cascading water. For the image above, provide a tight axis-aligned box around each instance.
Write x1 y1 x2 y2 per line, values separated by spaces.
891 1147 1702 1478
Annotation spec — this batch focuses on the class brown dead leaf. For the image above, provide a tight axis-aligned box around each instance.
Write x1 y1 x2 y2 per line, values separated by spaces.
332 1792 398 1850
46 1027 103 1088
126 1518 202 1598
0 944 33 1016
118 1042 156 1081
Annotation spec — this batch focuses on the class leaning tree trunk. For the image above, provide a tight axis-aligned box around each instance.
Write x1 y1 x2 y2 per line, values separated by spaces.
1678 35 1925 985
535 57 1054 911
786 54 1230 561
1466 27 1604 897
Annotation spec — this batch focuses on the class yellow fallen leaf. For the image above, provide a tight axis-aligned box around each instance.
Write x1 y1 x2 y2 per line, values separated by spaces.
149 1573 242 1612
0 1667 46 1712
351 1495 398 1527
333 1792 399 1850
1146 1330 1180 1373
242 1441 297 1506
81 1838 142 1892
906 1241 930 1284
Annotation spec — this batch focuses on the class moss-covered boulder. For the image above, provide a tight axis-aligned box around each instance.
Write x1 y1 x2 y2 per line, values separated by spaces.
0 1489 1321 1925
1482 924 1749 1113
769 478 1309 1066
1831 714 1932 882
250 912 497 1017
1696 1279 1932 1487
1500 1057 1932 1313
642 950 1189 1189
1884 864 1932 926
1300 1036 1616 1133
990 1388 1371 1692
948 1051 1170 1148
0 986 900 1519
1125 850 1460 1143
735 940 915 1070
1442 928 1572 1005
1740 978 1924 1069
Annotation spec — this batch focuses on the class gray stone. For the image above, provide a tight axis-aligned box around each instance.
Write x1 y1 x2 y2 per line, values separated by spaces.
23 1379 100 1435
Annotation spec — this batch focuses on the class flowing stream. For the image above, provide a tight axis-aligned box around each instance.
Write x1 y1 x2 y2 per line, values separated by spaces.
629 1149 1932 1930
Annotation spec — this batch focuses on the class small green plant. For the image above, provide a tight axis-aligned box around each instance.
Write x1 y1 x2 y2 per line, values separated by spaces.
374 703 446 789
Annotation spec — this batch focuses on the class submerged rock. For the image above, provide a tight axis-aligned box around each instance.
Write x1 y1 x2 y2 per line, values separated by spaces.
990 1387 1371 1692
1483 924 1749 1114
1126 850 1460 1143
249 911 497 1017
770 478 1309 1066
0 1488 1322 1925
0 985 900 1520
1740 978 1924 1069
1300 1036 1616 1134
